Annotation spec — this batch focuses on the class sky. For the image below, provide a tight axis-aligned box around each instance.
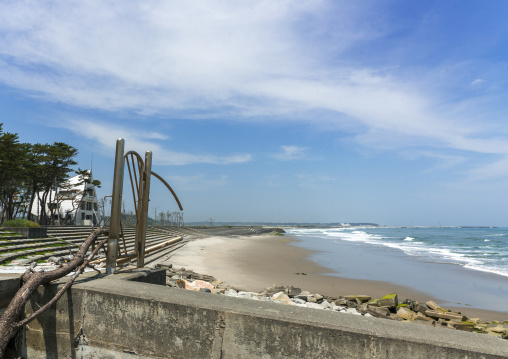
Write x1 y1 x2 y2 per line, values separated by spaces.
1 0 508 226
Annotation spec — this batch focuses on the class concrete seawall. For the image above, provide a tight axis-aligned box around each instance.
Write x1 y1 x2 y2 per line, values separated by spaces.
2 270 508 358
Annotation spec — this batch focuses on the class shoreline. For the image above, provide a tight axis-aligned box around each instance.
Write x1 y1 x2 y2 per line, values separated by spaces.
165 234 508 322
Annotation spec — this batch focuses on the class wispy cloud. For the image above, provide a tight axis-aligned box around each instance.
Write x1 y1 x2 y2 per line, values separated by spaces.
297 173 336 188
271 145 308 161
1 1 508 178
56 119 251 165
164 174 228 191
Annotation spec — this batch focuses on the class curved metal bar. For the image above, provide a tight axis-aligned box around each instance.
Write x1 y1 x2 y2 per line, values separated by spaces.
124 150 183 211
124 150 144 163
151 171 184 211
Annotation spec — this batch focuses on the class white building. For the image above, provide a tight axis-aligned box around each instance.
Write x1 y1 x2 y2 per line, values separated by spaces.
31 172 101 226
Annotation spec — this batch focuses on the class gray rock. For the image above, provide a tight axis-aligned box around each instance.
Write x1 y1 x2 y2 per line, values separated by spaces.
307 296 318 303
306 302 324 310
263 285 286 296
345 308 360 315
225 289 238 297
300 290 311 296
335 298 348 306
272 292 294 305
377 294 398 308
294 295 309 301
286 286 302 297
237 291 259 300
291 298 306 305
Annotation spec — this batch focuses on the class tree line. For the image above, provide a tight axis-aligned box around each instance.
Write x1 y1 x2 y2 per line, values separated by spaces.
0 123 99 225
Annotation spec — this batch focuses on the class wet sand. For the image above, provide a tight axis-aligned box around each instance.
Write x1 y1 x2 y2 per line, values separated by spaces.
166 234 508 322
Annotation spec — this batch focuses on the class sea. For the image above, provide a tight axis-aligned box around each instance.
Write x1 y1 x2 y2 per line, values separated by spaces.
285 226 508 312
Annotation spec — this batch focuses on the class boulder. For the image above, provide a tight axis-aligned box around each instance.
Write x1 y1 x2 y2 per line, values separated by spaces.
397 307 417 321
415 312 432 321
225 289 238 297
486 326 508 335
237 291 260 300
306 302 324 310
272 292 294 305
286 286 302 297
314 294 324 303
263 285 286 296
339 295 371 302
425 301 443 311
184 279 214 291
452 322 475 332
335 298 348 306
364 306 390 318
307 296 318 303
291 298 306 305
345 308 361 315
376 294 398 308
425 310 466 322
321 300 332 309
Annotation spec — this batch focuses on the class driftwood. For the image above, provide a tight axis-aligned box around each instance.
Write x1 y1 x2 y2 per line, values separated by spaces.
0 227 105 358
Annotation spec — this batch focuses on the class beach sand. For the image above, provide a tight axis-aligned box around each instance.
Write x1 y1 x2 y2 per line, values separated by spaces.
165 234 508 322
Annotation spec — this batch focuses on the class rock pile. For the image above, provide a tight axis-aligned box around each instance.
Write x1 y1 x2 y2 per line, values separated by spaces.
163 267 508 339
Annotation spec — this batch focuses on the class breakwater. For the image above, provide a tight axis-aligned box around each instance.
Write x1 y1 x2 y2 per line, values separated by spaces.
1 269 508 358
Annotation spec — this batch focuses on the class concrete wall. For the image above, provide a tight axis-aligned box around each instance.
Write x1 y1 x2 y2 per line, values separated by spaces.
1 269 505 358
0 274 20 310
2 227 47 238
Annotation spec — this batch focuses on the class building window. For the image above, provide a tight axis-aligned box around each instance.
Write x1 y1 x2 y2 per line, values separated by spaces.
94 203 98 211
86 202 92 211
81 213 85 220
80 202 86 210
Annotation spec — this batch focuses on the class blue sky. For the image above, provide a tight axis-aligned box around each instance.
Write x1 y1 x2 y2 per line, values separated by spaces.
1 0 508 226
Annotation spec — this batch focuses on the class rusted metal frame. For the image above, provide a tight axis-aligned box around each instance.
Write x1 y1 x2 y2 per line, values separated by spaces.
151 171 184 211
119 221 127 255
136 151 152 268
125 152 143 219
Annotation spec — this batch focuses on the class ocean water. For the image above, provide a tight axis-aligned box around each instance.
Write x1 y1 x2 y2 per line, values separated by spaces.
286 227 508 278
285 227 508 311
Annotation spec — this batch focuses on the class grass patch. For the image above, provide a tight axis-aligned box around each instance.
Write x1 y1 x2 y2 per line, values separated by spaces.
2 219 40 228
33 251 53 255
1 260 12 266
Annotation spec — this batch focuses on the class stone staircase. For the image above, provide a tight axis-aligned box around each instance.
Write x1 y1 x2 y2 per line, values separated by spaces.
0 225 200 269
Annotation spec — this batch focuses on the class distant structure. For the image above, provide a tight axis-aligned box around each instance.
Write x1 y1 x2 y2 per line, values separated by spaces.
31 171 101 226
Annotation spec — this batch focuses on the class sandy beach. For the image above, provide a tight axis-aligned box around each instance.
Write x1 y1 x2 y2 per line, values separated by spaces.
165 234 508 322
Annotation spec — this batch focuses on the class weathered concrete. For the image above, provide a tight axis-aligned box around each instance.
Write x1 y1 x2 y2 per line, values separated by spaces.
2 227 47 238
0 274 20 311
2 269 506 358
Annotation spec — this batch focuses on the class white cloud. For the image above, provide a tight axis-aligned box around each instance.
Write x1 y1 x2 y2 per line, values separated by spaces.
296 173 336 188
271 145 308 161
470 78 485 86
164 174 228 191
55 119 251 165
1 1 508 178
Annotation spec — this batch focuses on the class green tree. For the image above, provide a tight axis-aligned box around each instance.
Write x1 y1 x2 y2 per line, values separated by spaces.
0 125 28 224
35 143 78 224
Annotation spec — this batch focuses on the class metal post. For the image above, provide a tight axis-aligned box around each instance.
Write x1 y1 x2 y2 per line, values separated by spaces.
107 138 125 274
136 151 152 268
